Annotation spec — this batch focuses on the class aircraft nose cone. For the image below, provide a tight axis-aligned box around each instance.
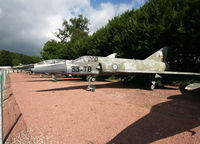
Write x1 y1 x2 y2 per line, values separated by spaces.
185 85 191 90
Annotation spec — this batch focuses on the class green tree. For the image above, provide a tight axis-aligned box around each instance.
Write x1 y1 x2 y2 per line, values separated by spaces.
0 50 41 66
56 14 89 43
0 50 12 66
40 40 65 59
12 58 21 66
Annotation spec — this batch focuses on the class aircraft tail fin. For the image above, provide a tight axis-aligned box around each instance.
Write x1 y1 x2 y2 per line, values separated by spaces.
145 47 168 62
107 53 117 58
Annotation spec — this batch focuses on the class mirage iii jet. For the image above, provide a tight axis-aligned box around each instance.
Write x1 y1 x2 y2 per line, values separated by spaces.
32 47 200 91
31 59 72 80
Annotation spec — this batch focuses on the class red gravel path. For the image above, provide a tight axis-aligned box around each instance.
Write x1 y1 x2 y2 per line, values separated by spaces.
10 72 200 144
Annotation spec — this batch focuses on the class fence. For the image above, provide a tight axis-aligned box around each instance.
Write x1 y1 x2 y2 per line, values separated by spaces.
0 70 10 144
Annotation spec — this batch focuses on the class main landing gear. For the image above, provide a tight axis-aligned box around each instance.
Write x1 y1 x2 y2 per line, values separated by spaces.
86 75 96 92
52 74 57 82
150 78 156 90
149 74 161 90
40 74 44 78
29 71 33 75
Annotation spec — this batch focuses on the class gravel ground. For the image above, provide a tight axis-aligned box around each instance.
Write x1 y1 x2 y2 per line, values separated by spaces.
9 72 200 144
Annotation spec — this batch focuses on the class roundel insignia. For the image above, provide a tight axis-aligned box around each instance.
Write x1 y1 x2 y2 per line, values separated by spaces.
112 64 118 70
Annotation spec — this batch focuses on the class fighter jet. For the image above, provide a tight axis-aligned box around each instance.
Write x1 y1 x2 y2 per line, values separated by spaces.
31 47 200 91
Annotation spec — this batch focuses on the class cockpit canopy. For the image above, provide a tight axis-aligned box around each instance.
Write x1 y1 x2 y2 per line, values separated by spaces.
72 56 98 64
36 59 65 65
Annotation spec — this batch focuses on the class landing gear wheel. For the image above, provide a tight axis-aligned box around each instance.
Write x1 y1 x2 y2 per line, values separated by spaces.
150 83 155 90
40 74 44 78
87 86 96 92
86 76 96 82
91 77 96 82
149 80 156 90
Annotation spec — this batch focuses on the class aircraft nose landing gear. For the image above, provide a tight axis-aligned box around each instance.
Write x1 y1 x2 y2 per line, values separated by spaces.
86 75 96 92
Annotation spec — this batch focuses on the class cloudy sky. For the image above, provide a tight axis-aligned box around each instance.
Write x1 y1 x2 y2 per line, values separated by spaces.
0 0 146 56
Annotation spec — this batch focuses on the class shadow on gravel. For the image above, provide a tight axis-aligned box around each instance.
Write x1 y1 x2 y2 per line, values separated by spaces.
107 94 200 144
36 82 123 92
36 81 178 92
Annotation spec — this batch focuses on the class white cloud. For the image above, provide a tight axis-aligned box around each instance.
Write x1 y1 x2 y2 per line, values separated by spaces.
117 3 133 13
45 15 63 39
83 2 132 34
87 3 116 33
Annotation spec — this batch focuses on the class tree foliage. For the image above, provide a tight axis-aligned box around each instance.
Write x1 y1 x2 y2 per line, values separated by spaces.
55 14 89 43
40 40 65 59
0 50 41 66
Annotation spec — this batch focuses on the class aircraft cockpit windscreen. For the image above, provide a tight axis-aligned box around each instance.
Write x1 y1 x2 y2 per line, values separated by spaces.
36 59 65 65
45 60 55 64
72 57 85 64
36 61 45 65
55 59 65 63
72 56 98 64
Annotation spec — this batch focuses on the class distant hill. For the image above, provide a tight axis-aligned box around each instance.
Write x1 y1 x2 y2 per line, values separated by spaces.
0 49 42 66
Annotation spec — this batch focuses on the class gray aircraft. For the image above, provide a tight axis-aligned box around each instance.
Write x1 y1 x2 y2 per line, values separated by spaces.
185 83 200 92
31 47 200 91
